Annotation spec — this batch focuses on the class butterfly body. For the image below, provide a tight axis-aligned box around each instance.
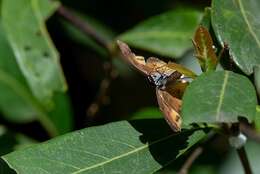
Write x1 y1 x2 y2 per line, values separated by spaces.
148 70 182 89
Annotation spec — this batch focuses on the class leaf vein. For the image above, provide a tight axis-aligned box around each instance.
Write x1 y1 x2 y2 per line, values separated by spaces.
216 71 229 121
71 134 176 174
237 0 260 48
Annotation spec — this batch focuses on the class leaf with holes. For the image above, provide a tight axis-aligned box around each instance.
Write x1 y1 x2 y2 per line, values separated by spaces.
2 0 67 108
0 22 38 123
211 0 260 75
0 21 72 136
119 8 202 58
2 120 205 174
182 71 257 125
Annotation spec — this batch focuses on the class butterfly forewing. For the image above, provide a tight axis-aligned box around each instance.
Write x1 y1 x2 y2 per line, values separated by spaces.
117 40 150 75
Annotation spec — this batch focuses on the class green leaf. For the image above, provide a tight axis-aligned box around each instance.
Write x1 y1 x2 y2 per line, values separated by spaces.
131 107 162 120
60 11 115 57
255 105 260 132
254 65 260 98
2 0 67 108
200 7 212 29
48 92 73 135
2 120 205 174
182 71 257 125
119 8 202 58
0 23 38 123
211 0 260 75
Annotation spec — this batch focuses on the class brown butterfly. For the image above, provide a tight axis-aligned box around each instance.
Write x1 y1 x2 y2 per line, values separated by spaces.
117 40 191 131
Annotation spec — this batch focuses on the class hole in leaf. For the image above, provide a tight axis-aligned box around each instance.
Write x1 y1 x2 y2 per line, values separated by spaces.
43 52 50 58
24 45 31 51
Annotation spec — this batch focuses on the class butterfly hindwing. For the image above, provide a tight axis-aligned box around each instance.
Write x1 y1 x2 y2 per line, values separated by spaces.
156 88 182 131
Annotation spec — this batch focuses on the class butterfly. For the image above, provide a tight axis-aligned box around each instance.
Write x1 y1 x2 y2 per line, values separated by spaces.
117 40 193 131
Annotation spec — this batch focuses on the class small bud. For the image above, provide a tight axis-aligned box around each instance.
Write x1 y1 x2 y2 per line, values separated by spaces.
229 133 247 149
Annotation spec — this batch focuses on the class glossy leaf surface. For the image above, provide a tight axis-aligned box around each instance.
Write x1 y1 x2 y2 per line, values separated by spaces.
2 120 205 174
182 71 257 125
212 0 260 75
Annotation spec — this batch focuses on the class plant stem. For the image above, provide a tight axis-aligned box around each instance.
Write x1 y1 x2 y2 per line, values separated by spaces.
178 147 203 174
237 147 252 174
56 5 118 118
56 5 110 50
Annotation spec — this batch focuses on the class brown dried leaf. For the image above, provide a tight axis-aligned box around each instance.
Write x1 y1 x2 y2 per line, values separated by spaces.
193 26 218 71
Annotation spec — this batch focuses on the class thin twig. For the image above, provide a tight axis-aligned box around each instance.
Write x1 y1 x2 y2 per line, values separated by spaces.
57 5 110 50
87 63 118 117
237 147 253 174
178 147 203 174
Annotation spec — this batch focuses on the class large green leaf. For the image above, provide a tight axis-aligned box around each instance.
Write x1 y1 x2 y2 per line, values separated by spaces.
2 120 205 174
119 8 202 58
182 71 257 125
211 0 260 75
2 0 67 108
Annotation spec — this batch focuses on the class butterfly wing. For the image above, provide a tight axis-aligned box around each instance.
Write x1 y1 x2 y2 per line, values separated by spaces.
156 88 182 131
117 40 151 75
165 81 188 99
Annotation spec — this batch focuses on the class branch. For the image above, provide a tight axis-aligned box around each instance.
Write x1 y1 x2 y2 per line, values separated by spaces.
237 147 253 174
178 147 203 174
56 5 119 118
57 5 110 50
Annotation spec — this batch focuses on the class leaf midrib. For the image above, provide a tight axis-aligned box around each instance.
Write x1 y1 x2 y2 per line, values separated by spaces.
216 71 229 121
72 134 176 174
237 0 260 48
